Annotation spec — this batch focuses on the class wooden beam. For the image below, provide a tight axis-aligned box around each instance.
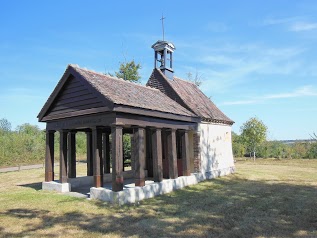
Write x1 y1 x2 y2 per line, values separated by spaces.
59 130 68 183
134 127 145 187
114 105 200 123
103 132 111 173
180 130 190 176
86 131 93 176
167 129 178 179
45 130 55 182
92 128 103 187
115 113 198 131
42 106 112 122
152 128 163 182
67 131 76 178
111 125 123 192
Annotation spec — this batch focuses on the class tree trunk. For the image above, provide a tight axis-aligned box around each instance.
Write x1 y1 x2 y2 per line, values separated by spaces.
253 151 256 162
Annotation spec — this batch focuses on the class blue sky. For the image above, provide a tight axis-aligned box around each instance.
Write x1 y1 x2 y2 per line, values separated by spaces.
1 0 316 140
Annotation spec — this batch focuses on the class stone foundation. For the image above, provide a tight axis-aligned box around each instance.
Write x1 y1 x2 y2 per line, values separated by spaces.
42 181 71 193
90 166 235 205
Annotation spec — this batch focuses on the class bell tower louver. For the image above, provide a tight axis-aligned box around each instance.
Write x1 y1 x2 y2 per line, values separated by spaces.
151 40 176 80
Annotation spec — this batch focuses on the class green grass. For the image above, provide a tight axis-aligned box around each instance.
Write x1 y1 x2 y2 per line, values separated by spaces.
0 159 317 237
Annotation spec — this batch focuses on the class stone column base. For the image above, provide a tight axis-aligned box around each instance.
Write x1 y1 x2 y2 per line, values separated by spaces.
42 181 71 193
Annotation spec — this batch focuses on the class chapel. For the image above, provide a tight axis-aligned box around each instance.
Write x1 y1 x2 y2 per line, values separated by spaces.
38 40 235 204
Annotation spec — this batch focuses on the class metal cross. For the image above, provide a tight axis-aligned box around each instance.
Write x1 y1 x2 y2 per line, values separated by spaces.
160 14 165 41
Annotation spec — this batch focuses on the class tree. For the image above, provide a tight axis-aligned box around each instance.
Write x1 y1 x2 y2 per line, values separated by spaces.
16 123 41 135
240 117 267 161
311 132 317 141
115 60 141 82
186 70 203 87
232 132 246 158
0 118 11 133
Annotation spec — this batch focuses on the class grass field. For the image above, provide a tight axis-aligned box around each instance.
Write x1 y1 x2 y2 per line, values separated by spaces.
0 159 316 238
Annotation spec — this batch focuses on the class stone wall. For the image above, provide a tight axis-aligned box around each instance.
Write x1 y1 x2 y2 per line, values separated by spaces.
199 122 235 174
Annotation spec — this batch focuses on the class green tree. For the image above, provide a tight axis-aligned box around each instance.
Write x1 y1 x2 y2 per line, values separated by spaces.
115 60 141 82
240 117 267 161
0 118 11 133
232 132 245 158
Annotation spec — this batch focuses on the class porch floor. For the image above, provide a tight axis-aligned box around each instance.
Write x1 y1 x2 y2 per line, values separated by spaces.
65 177 155 199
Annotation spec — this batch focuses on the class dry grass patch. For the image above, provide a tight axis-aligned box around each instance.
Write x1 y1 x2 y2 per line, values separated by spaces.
0 159 317 237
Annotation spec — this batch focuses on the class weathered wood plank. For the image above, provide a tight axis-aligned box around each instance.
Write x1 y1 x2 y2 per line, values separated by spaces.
51 98 103 112
112 125 123 192
59 130 68 183
152 128 163 182
67 132 76 178
45 130 55 182
167 129 178 179
134 127 145 187
92 128 103 187
48 102 104 115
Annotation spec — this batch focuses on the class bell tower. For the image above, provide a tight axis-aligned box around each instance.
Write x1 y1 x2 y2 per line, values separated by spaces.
151 40 176 80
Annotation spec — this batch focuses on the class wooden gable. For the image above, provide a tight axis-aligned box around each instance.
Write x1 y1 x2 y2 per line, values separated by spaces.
47 75 104 116
38 66 114 122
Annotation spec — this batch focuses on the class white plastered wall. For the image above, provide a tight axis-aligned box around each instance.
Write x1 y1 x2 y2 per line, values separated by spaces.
199 122 235 174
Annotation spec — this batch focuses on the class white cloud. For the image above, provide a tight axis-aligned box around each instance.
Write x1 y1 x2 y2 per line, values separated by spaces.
262 16 317 32
289 22 317 31
222 85 317 105
263 16 299 26
185 43 305 92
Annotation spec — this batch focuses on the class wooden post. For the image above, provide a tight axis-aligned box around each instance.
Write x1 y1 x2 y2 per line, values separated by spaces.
45 130 55 182
92 128 103 187
152 128 163 182
130 133 135 171
67 131 76 178
111 125 123 192
103 132 110 174
180 130 190 176
134 127 145 187
122 132 125 172
86 131 93 176
59 130 68 183
193 131 201 173
167 129 178 179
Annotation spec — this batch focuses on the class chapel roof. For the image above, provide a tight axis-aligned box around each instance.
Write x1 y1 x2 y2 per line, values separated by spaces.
38 64 197 121
147 68 234 125
72 65 196 117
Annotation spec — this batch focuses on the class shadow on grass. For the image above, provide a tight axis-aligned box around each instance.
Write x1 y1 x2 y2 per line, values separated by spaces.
1 176 317 237
18 182 42 191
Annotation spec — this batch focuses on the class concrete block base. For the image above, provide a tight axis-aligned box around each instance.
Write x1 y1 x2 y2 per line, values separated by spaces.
90 166 235 205
42 181 71 193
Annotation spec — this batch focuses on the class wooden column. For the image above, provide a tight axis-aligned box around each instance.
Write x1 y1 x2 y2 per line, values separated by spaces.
92 128 103 187
67 131 76 178
152 128 163 182
134 127 145 187
167 129 178 179
59 130 68 183
86 131 93 176
180 130 190 176
130 133 135 171
111 125 123 191
45 130 55 182
103 132 110 174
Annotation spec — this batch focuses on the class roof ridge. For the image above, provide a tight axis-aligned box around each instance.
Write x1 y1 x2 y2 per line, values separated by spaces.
173 75 197 86
70 64 160 92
